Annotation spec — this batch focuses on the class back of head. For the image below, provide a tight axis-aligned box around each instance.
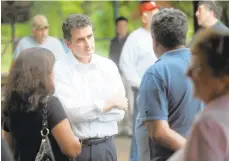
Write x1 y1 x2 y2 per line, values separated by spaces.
62 14 93 42
150 8 188 49
4 47 55 113
198 1 222 19
191 28 229 77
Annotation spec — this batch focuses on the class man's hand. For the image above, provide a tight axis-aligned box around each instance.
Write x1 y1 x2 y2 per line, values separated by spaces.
145 120 186 151
113 96 128 111
106 93 128 111
103 89 128 112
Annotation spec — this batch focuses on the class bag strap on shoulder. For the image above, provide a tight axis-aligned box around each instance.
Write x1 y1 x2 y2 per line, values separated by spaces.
41 95 50 138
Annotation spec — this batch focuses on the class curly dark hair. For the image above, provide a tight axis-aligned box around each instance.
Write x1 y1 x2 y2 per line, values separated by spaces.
62 14 93 42
191 28 229 77
150 8 188 49
3 47 55 114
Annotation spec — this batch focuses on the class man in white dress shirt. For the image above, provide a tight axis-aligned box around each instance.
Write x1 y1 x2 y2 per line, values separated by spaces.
54 14 128 161
119 1 159 161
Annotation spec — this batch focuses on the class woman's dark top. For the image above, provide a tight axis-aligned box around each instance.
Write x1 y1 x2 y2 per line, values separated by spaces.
3 96 70 161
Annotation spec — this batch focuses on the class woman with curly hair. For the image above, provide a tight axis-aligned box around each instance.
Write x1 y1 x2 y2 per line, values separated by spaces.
2 47 81 161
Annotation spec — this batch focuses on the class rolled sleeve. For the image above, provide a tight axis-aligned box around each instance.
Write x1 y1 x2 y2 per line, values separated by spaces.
137 73 168 122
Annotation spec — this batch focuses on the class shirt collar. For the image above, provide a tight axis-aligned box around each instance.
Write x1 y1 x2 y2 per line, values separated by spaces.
159 48 190 60
67 51 98 68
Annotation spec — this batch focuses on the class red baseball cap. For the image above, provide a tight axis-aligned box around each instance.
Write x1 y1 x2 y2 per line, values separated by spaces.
139 1 159 14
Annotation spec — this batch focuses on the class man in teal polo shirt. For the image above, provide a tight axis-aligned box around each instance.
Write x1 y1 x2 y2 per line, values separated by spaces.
137 8 203 161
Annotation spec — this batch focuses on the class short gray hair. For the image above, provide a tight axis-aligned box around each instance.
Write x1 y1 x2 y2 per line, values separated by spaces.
151 8 188 48
62 14 93 42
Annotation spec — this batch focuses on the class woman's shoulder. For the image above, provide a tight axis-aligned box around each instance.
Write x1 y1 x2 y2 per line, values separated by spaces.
47 96 62 106
45 96 65 114
45 96 67 130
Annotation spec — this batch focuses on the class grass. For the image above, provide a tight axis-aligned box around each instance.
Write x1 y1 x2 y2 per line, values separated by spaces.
1 53 12 73
1 42 13 73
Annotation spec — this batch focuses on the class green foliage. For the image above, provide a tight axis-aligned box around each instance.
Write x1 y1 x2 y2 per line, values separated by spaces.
170 1 194 43
1 1 195 72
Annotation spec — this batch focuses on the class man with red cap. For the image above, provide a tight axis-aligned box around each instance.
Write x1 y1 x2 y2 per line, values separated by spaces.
119 1 159 161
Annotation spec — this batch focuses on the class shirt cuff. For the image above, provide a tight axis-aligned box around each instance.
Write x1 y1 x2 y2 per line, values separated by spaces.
94 100 105 112
138 115 168 122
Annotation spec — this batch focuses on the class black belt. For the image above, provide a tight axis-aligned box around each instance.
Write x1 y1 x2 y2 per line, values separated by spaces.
80 136 112 147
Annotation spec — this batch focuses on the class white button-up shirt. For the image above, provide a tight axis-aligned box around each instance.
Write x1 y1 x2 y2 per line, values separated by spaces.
54 53 125 139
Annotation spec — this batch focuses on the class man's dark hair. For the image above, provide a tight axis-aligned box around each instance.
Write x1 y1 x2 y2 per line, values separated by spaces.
150 8 188 49
198 1 223 19
62 14 93 42
115 16 128 25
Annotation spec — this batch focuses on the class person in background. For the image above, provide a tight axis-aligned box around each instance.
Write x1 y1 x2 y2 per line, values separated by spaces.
109 16 129 71
196 1 228 30
54 13 128 161
9 14 66 71
109 16 131 136
168 28 229 161
187 1 229 46
2 47 81 161
119 1 159 161
137 8 203 161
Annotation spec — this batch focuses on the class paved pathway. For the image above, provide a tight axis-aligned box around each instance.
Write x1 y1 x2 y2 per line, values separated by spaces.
114 136 131 161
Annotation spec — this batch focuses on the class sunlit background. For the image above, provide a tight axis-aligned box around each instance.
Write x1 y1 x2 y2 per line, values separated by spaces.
2 1 228 73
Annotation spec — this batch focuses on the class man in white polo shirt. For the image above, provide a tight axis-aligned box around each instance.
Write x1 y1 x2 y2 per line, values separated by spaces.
9 14 65 71
119 1 159 161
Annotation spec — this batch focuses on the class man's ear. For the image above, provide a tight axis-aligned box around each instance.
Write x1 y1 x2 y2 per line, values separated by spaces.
152 36 159 48
154 39 159 48
31 28 36 35
64 39 71 49
141 12 148 24
152 37 160 58
210 10 216 18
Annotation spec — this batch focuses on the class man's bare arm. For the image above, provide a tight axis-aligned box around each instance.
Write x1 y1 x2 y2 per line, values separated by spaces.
145 120 186 151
